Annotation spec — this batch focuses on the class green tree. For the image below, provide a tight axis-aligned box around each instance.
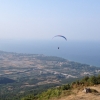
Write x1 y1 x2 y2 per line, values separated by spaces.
88 76 97 85
61 84 70 90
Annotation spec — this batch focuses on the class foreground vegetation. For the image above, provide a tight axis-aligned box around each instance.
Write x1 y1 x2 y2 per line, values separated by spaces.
21 75 100 100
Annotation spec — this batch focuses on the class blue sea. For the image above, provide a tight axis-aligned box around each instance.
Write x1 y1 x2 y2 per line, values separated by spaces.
0 39 100 67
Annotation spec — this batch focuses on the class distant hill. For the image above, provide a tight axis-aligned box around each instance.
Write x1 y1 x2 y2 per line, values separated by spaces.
0 77 15 84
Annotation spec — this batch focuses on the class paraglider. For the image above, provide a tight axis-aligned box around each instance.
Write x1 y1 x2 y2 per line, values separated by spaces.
52 35 67 49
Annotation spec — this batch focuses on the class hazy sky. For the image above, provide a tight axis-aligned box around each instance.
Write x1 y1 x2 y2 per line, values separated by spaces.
0 0 100 41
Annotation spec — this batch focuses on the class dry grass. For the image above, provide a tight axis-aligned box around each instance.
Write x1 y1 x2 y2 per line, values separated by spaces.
53 85 100 100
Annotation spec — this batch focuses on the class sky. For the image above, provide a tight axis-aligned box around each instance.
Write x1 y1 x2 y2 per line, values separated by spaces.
0 0 100 41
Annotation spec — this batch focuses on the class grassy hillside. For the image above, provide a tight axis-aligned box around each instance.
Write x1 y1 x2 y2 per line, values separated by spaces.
21 75 100 100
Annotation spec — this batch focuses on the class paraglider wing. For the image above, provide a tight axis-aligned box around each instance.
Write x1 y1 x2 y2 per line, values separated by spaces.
52 35 67 41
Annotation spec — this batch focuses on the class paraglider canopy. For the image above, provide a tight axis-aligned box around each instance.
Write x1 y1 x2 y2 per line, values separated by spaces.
52 35 67 41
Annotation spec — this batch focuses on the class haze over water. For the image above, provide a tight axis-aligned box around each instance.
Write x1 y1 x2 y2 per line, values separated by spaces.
0 1 100 67
0 39 100 67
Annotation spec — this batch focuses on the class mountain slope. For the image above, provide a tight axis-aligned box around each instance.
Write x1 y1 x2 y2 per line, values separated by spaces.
54 85 100 100
21 75 100 100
